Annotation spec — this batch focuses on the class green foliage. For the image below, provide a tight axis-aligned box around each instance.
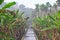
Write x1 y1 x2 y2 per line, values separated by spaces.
0 32 5 35
0 1 27 40
0 0 4 5
48 33 53 39
5 38 15 40
33 11 60 34
0 0 28 40
2 2 16 9
0 10 27 40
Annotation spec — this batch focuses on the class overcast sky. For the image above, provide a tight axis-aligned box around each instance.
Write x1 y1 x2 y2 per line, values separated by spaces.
4 0 57 9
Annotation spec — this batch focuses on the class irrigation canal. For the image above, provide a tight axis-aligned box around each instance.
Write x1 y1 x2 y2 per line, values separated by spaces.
23 28 36 40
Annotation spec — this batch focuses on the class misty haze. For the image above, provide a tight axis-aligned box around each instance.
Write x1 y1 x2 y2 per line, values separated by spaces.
0 0 60 40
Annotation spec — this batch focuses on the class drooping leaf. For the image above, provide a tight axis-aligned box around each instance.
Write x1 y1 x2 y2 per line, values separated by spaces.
19 12 24 18
0 0 4 5
48 14 55 21
16 9 19 14
2 2 16 9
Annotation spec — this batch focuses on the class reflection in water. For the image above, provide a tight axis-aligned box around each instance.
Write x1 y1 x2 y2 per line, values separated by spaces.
24 28 36 40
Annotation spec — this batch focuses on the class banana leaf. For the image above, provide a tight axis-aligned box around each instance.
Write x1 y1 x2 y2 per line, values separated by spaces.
2 2 16 9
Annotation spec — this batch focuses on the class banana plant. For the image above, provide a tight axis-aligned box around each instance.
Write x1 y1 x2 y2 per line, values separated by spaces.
0 0 17 40
33 11 60 40
0 9 27 40
33 16 53 30
0 0 28 40
47 11 60 34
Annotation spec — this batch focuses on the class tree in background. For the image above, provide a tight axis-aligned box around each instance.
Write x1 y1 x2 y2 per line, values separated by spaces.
40 4 48 12
53 3 57 12
35 4 40 17
40 4 48 16
57 0 60 6
35 4 39 12
46 2 52 13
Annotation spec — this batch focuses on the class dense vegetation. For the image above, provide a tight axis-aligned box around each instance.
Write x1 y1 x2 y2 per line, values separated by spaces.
0 0 28 40
0 0 60 40
33 11 60 40
32 0 60 40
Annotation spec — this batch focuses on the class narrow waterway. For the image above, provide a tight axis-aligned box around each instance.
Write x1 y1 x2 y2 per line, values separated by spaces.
24 28 36 40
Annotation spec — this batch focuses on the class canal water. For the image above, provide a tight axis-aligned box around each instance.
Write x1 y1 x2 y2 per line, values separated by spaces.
24 28 36 40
